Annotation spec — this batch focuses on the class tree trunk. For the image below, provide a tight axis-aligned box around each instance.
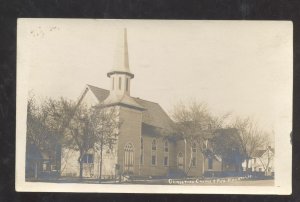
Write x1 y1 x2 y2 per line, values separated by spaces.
79 160 83 180
186 143 193 175
34 161 38 179
246 158 249 173
202 153 205 176
99 142 103 183
221 159 224 172
78 151 84 180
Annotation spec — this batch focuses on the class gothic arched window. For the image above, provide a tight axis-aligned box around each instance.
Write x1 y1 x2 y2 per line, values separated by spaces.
140 138 144 165
164 141 169 152
124 143 134 174
151 139 157 165
164 140 169 166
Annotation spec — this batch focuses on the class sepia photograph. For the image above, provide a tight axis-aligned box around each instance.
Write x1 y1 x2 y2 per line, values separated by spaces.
15 19 292 194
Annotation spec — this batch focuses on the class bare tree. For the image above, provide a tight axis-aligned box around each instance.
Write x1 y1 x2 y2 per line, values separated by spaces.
26 95 77 178
170 101 230 174
26 96 70 157
63 103 96 179
90 105 121 182
27 94 121 181
211 128 245 172
61 102 121 181
27 95 95 179
26 95 48 149
232 117 269 172
26 95 50 178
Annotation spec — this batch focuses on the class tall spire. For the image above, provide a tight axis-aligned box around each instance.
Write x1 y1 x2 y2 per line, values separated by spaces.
107 28 134 78
103 28 144 111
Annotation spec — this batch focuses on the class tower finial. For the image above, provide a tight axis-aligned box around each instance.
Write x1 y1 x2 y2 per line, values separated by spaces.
123 28 129 72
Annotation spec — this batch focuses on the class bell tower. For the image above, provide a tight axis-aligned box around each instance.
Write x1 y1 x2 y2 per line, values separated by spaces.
103 28 144 176
103 28 144 111
107 28 134 97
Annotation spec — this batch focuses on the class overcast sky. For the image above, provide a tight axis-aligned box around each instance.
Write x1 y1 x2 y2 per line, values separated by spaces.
18 19 292 137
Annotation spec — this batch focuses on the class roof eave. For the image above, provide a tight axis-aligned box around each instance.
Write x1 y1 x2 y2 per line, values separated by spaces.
104 102 145 111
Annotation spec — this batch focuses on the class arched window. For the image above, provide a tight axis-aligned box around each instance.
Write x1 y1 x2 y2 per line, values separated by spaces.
164 141 169 152
192 142 197 167
140 138 144 165
124 143 134 174
152 139 156 150
192 142 197 152
177 152 184 170
163 140 169 166
151 139 157 165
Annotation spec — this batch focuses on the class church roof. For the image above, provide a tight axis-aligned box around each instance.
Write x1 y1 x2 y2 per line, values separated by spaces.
85 84 174 133
134 97 174 132
103 93 145 111
87 84 110 102
251 147 274 158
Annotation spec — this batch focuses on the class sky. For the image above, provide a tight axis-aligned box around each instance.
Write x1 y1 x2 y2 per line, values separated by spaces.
18 19 293 137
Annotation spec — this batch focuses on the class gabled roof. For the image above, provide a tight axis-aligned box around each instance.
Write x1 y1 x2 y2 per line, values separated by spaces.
270 148 275 153
251 147 274 158
252 150 267 158
86 84 109 102
84 84 174 133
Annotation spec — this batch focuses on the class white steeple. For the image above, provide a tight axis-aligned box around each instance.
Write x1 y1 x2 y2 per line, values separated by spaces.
108 28 132 76
103 28 144 111
107 28 134 96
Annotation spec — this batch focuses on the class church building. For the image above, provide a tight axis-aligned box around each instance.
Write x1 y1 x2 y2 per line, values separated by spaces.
60 29 222 179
